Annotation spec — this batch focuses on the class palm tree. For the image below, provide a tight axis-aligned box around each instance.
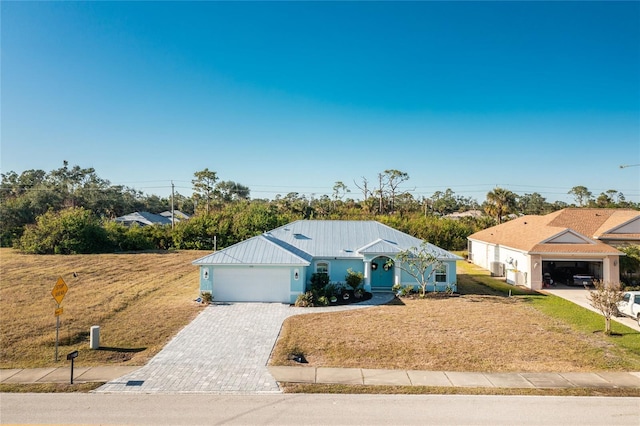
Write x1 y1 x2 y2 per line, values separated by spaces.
484 187 517 224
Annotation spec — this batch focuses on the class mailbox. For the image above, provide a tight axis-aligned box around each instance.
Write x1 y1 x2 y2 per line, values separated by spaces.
67 350 79 360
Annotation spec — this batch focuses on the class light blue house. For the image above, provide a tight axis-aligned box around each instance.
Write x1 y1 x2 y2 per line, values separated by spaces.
193 220 462 303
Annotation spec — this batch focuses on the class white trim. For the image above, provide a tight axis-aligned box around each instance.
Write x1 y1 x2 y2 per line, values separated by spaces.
315 260 331 275
434 263 448 283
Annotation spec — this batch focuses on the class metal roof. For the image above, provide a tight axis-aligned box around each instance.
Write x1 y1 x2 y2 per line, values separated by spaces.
193 220 461 265
193 235 310 266
114 211 172 226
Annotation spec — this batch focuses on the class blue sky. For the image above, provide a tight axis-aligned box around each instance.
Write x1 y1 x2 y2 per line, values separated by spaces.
2 1 639 203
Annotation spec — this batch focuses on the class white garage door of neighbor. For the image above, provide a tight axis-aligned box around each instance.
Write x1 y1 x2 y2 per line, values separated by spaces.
213 267 291 303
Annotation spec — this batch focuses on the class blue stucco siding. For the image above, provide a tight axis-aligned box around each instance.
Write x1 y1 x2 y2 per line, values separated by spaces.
290 267 306 303
305 258 364 289
199 266 213 294
398 260 458 292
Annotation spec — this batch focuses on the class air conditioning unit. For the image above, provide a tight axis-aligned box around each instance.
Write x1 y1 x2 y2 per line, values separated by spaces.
490 262 505 277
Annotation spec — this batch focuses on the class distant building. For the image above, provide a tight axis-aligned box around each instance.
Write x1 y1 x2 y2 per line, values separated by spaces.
159 210 191 222
444 210 484 220
114 212 172 227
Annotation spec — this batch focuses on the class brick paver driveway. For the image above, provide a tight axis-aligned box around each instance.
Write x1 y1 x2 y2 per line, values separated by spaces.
96 294 393 394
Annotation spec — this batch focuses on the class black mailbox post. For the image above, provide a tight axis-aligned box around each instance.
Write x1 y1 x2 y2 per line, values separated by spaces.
67 350 79 384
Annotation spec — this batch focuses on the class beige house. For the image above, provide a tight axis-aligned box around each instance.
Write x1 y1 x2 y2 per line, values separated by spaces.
467 209 640 290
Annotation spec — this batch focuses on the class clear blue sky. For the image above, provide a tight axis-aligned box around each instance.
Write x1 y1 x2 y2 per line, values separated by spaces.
2 1 639 204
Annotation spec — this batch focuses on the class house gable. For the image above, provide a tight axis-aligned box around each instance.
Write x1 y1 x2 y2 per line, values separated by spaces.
542 230 595 245
357 238 402 255
603 216 640 235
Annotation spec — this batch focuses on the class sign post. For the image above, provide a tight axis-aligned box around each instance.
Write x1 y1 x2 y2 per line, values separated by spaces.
51 277 68 362
66 350 78 384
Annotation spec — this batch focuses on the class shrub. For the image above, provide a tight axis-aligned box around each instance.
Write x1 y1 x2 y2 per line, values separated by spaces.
310 273 329 293
17 207 111 254
345 268 364 290
200 291 213 304
323 282 342 299
393 284 414 297
316 295 329 306
295 291 315 307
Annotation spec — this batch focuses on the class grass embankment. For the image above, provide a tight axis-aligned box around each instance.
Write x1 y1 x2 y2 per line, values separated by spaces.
0 248 209 369
271 260 640 373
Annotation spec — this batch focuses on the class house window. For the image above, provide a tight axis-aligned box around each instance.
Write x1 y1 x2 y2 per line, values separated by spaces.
435 264 447 282
316 262 329 274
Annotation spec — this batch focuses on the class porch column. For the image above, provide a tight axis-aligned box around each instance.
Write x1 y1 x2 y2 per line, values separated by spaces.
603 255 620 284
529 255 543 290
363 260 372 292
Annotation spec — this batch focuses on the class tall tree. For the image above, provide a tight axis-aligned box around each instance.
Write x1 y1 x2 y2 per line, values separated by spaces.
431 189 457 215
332 181 350 210
192 168 218 214
517 192 548 215
216 181 250 202
568 186 592 207
484 187 517 224
383 169 410 213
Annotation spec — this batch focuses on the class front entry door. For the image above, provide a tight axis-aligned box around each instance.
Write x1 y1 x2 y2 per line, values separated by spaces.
370 256 394 290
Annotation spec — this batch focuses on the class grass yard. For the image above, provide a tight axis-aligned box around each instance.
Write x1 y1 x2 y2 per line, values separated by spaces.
0 248 209 369
270 260 640 373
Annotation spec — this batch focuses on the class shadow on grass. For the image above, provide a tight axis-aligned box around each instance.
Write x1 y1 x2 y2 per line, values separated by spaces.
384 297 405 306
97 347 146 353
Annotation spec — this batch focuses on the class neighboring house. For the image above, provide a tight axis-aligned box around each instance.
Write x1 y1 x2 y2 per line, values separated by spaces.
445 210 484 220
193 220 462 303
467 209 640 290
114 211 173 227
159 210 191 222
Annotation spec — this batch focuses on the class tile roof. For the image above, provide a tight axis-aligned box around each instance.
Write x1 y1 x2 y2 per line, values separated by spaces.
468 208 638 254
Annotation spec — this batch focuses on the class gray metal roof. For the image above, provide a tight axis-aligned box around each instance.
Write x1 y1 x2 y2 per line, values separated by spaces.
193 220 461 265
192 235 310 266
114 211 172 226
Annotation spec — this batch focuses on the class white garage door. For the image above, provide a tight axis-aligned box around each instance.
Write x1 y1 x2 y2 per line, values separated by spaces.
213 267 291 303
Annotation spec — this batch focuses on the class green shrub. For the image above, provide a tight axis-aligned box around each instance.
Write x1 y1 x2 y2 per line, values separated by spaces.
323 282 341 299
310 273 329 293
345 268 364 290
17 207 111 254
316 295 329 306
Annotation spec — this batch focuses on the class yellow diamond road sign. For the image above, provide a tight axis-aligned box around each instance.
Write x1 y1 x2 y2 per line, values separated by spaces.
51 277 68 305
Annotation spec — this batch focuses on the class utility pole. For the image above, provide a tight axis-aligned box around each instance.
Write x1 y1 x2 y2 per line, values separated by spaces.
171 181 175 230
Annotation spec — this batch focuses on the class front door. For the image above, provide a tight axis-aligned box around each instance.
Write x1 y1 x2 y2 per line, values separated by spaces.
370 256 394 290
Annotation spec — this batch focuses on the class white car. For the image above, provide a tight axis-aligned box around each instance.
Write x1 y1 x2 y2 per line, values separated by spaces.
617 291 640 325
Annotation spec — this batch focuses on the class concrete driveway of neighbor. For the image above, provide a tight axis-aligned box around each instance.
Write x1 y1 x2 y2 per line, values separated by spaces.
96 293 395 394
542 285 640 332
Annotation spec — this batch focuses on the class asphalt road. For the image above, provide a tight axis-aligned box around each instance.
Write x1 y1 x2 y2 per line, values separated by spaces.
2 393 639 425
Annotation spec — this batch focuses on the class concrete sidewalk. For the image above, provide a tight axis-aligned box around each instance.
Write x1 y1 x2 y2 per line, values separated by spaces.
268 366 640 389
0 366 139 385
3 366 640 389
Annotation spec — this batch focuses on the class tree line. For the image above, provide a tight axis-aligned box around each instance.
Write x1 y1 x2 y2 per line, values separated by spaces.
1 162 637 254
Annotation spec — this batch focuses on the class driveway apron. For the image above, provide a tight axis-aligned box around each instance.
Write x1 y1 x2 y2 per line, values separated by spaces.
96 293 394 394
